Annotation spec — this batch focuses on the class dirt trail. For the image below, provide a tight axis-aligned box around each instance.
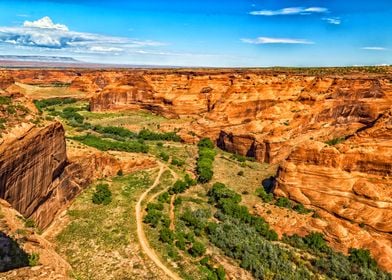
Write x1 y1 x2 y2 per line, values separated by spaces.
169 195 176 231
136 163 181 280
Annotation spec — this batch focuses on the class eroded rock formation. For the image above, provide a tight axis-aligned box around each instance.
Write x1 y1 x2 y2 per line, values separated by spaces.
274 109 392 270
0 122 76 229
85 70 392 164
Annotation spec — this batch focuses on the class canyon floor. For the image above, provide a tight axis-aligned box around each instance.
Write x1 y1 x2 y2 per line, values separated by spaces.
0 67 391 280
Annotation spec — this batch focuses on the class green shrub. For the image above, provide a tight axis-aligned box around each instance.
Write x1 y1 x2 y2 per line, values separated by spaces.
143 209 162 227
146 202 164 211
24 218 35 228
159 152 170 162
275 197 292 208
256 188 274 203
0 96 12 105
184 174 197 186
348 248 377 269
159 227 174 244
174 197 182 206
95 125 137 139
171 157 185 167
293 203 312 214
28 253 40 267
198 138 214 149
208 182 241 205
156 142 164 147
325 137 346 146
169 180 188 194
175 237 187 251
138 128 181 142
303 232 327 252
61 107 84 124
92 184 112 205
189 241 206 257
157 192 170 203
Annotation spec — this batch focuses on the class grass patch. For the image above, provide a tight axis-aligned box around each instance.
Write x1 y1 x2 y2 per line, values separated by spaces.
56 170 167 279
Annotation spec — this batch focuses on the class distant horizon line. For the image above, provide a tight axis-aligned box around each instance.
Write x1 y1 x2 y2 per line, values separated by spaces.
0 55 390 69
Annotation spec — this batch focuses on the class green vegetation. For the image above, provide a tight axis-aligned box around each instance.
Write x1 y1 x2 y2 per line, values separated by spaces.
196 138 217 183
94 125 137 138
138 128 181 142
0 118 6 130
275 197 292 208
256 187 274 203
206 183 391 279
168 174 196 195
92 184 112 205
325 136 346 146
28 253 40 267
24 218 35 228
0 96 12 105
159 151 170 161
71 134 149 153
33 97 77 111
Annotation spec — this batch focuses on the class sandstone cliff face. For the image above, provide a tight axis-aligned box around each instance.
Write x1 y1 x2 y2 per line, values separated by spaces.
86 71 392 164
275 110 392 270
0 122 75 229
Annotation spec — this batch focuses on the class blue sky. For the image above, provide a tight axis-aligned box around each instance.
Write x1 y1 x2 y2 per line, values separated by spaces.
0 0 390 67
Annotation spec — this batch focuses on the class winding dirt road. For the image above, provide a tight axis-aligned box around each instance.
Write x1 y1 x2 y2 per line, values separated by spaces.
135 164 181 280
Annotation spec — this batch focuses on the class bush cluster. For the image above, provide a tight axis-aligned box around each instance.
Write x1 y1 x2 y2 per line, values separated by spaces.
138 128 181 142
71 134 149 153
196 138 216 183
92 184 112 205
34 97 77 111
168 174 197 195
255 188 274 203
208 183 278 241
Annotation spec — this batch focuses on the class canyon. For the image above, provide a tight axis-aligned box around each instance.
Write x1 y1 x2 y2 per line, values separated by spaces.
0 67 391 277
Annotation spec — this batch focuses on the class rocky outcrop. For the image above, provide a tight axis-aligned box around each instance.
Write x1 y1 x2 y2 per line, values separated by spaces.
0 120 157 229
0 199 71 279
275 110 392 270
0 122 75 229
86 71 392 163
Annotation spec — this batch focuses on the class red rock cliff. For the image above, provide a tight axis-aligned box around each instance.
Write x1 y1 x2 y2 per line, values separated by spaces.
0 122 82 229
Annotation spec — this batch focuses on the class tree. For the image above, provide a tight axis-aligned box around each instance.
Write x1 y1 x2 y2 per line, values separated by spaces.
198 138 214 149
256 188 274 203
275 197 292 208
303 232 327 252
159 227 174 244
348 248 377 269
189 241 206 257
92 184 112 205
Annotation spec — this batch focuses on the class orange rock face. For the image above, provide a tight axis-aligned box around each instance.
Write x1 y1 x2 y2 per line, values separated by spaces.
86 70 392 164
275 110 392 271
0 122 76 229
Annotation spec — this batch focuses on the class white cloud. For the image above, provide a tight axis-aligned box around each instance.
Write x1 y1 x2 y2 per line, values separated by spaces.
0 16 165 53
89 46 124 53
322 17 341 25
23 16 69 31
361 47 387 51
241 37 314 45
250 7 328 16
